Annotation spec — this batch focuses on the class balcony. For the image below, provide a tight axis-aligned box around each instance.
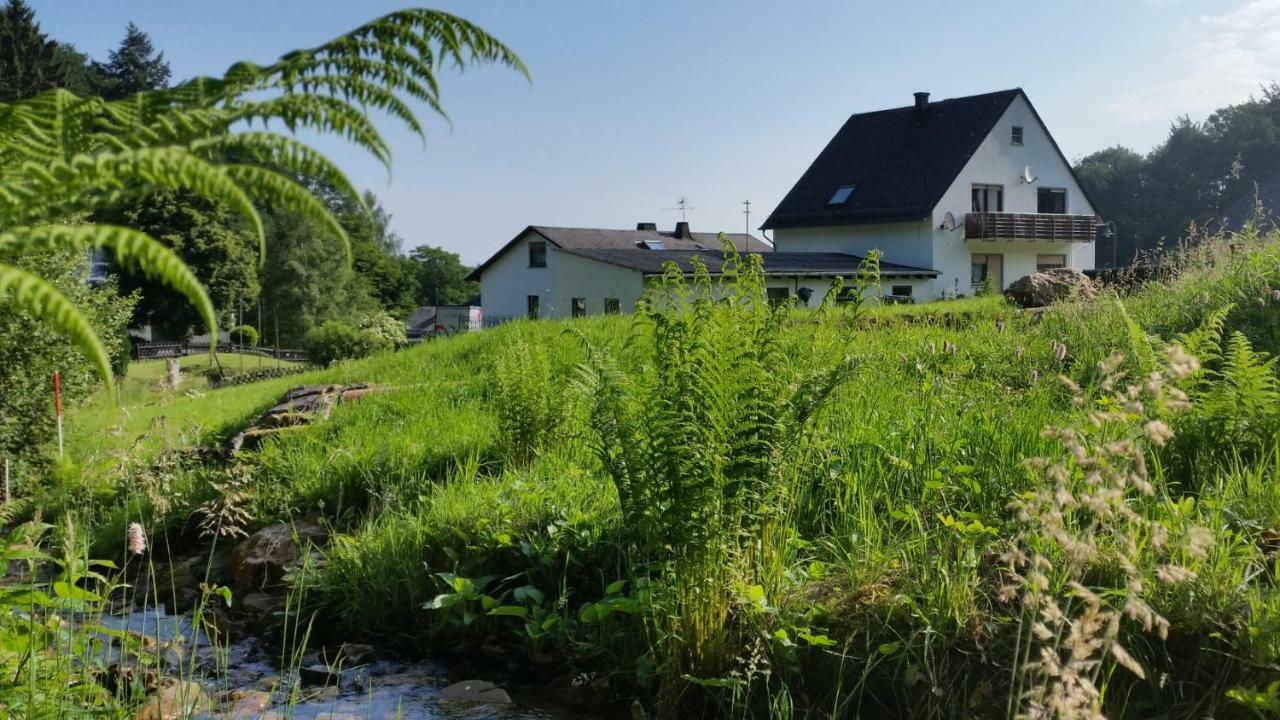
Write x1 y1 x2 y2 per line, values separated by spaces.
964 212 1099 243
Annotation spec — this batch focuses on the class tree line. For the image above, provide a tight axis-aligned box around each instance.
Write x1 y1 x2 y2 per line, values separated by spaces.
0 0 477 346
1075 84 1280 266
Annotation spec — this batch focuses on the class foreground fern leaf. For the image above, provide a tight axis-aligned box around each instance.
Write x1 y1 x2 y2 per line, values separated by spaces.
0 8 525 393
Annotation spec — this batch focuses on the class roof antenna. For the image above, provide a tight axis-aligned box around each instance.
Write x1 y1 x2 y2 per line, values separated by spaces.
742 199 751 253
662 196 694 222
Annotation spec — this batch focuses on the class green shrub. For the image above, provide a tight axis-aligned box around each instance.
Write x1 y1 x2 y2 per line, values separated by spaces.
303 320 389 366
358 311 408 347
229 324 259 347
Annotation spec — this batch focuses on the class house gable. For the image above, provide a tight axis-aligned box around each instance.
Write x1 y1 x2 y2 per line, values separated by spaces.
761 89 1021 230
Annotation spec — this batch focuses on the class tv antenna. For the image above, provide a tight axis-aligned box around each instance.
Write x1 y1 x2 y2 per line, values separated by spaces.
662 196 694 222
742 199 751 252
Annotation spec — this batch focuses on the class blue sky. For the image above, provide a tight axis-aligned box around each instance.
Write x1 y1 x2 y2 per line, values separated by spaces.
32 0 1280 264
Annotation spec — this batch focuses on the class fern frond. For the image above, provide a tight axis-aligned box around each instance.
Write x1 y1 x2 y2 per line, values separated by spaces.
232 95 391 168
193 132 368 217
0 263 113 394
0 148 264 243
0 225 217 347
222 164 349 262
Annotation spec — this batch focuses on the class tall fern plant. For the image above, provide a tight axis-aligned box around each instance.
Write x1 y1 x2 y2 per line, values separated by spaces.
574 245 862 689
0 9 526 394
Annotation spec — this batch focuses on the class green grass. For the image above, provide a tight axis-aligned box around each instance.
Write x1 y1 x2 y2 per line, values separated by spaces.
36 232 1280 718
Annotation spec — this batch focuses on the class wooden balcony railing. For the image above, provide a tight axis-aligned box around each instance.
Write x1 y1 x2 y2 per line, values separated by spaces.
965 212 1099 242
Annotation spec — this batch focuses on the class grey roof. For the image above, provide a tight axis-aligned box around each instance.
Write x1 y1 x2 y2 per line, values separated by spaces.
762 89 1096 230
560 247 938 278
468 224 771 280
530 225 769 253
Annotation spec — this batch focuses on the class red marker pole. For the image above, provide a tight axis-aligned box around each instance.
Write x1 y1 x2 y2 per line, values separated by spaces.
53 371 64 458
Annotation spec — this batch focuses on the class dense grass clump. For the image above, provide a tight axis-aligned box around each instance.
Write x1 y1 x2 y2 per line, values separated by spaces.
13 229 1280 718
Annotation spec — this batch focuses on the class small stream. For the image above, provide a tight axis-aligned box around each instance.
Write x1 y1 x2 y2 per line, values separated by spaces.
97 608 604 719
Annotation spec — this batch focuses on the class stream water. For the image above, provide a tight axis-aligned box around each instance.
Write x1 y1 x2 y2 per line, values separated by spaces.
97 608 603 719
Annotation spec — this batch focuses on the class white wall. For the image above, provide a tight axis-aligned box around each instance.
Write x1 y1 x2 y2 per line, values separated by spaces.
551 251 647 318
930 94 1097 292
479 231 648 320
478 230 554 320
762 275 934 306
772 222 933 269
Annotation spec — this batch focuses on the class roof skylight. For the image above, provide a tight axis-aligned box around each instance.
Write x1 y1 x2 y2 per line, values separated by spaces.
828 184 856 204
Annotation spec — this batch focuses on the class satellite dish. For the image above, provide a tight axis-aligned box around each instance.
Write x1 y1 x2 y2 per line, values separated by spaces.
941 211 957 231
1022 165 1037 183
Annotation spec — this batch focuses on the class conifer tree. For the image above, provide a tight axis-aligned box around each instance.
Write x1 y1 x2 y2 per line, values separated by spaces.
0 0 69 102
92 22 171 99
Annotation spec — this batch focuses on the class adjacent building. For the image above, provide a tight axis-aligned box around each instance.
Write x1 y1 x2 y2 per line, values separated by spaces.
467 222 936 320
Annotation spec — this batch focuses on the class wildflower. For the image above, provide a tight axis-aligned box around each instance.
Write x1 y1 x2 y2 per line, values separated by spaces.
928 341 936 355
1015 344 1024 359
127 523 147 556
1054 341 1068 363
997 320 1006 333
1143 420 1174 446
1031 370 1039 382
1272 289 1280 303
1200 291 1210 305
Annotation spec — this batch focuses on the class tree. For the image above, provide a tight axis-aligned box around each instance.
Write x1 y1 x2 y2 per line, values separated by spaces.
0 249 135 479
91 22 171 99
258 210 377 346
1074 146 1146 266
97 191 260 339
0 9 526 395
409 245 477 306
0 0 71 102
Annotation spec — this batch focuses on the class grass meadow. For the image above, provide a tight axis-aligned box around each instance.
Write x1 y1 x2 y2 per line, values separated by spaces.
7 229 1280 718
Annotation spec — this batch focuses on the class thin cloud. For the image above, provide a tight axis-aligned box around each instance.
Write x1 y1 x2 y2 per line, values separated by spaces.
1108 0 1280 124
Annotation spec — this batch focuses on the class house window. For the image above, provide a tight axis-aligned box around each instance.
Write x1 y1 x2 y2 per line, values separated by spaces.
526 295 539 319
1036 254 1067 271
971 253 1003 288
571 297 586 318
604 298 620 315
890 285 913 299
528 241 547 268
1037 188 1067 214
971 184 1003 213
1011 126 1024 146
828 184 856 204
766 287 791 306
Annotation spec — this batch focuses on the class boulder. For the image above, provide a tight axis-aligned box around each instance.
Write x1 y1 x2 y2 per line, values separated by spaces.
1004 267 1096 308
134 680 212 720
230 521 327 592
439 679 512 705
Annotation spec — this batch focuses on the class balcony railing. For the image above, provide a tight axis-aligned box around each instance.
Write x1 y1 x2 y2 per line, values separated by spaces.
965 212 1099 243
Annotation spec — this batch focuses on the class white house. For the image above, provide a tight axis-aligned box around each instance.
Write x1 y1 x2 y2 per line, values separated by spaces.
762 89 1100 299
467 222 938 320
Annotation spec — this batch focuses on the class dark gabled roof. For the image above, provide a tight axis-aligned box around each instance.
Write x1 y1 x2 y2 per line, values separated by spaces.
467 225 771 281
763 89 1023 230
559 247 938 278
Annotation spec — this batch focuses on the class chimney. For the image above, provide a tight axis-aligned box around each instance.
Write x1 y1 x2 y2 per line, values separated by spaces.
636 222 657 231
674 221 692 239
914 91 930 112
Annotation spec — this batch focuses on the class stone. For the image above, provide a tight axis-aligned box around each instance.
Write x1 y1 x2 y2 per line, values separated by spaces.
218 688 274 719
238 592 278 617
1004 267 1097 308
227 384 381 454
134 680 212 720
230 521 327 592
337 642 375 666
439 679 512 705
